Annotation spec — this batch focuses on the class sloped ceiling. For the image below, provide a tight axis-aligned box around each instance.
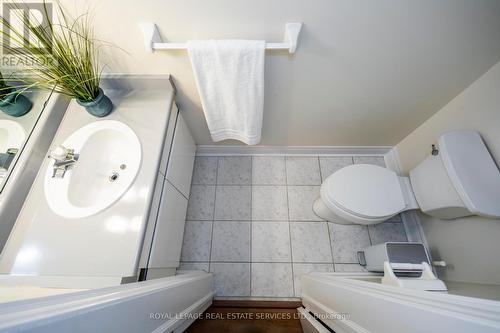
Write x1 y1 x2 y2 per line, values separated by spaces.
65 0 500 145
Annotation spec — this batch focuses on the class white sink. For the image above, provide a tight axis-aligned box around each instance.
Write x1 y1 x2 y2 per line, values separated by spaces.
0 120 26 153
44 120 142 218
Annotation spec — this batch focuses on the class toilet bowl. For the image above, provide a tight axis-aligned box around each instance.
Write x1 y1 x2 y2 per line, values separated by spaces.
313 164 418 225
313 131 500 225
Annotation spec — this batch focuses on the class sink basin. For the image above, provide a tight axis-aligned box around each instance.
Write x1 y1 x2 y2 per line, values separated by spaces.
0 119 26 153
44 120 142 218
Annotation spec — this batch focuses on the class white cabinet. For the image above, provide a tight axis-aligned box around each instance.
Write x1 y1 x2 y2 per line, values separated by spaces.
166 113 196 197
158 104 178 177
148 181 188 268
140 104 196 278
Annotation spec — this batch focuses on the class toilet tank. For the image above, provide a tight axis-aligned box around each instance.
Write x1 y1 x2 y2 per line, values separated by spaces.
409 131 500 219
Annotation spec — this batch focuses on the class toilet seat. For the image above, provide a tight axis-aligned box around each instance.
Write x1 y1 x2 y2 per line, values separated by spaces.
321 164 406 220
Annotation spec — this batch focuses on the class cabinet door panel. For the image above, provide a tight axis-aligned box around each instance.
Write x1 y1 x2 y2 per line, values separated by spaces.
165 112 195 198
159 104 179 177
148 180 188 269
138 172 164 269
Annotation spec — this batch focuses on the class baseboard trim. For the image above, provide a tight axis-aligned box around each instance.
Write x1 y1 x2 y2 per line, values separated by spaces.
196 145 393 156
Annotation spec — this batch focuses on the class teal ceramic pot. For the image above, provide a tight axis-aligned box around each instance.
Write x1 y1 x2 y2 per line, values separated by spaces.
76 88 113 117
0 89 33 117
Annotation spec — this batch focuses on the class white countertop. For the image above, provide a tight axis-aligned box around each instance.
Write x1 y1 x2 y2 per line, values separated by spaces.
0 76 175 284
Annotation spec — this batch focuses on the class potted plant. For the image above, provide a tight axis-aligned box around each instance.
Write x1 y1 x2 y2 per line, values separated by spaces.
0 1 112 117
0 71 32 117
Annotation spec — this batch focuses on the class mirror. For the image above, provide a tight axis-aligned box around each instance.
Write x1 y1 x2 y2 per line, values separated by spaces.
0 83 51 192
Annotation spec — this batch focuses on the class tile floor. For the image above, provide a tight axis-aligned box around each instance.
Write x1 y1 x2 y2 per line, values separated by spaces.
180 155 408 298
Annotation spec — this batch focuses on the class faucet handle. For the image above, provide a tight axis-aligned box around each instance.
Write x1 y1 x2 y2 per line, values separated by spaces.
6 148 18 155
49 145 72 161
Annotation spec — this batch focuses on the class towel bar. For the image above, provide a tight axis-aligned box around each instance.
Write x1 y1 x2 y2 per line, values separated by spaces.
138 22 303 54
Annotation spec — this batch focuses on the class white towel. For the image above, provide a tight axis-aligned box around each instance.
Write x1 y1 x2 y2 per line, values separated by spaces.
187 40 265 145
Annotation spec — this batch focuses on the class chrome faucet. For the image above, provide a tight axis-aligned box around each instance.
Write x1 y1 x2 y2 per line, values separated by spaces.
48 145 79 178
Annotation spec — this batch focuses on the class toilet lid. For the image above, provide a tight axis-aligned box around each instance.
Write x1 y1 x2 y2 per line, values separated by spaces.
322 164 406 219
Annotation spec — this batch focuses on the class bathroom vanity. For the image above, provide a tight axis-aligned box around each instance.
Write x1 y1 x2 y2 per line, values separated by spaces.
0 75 195 288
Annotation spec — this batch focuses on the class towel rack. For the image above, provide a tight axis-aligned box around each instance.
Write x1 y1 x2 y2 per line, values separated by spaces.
138 22 303 54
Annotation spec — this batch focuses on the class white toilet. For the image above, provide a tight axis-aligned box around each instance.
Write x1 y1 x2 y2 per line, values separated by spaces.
313 131 500 225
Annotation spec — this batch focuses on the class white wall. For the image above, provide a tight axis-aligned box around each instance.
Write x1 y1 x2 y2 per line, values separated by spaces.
396 60 500 285
60 0 500 145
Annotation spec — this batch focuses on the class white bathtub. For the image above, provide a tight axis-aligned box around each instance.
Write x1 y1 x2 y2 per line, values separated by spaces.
300 272 500 333
0 272 214 332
